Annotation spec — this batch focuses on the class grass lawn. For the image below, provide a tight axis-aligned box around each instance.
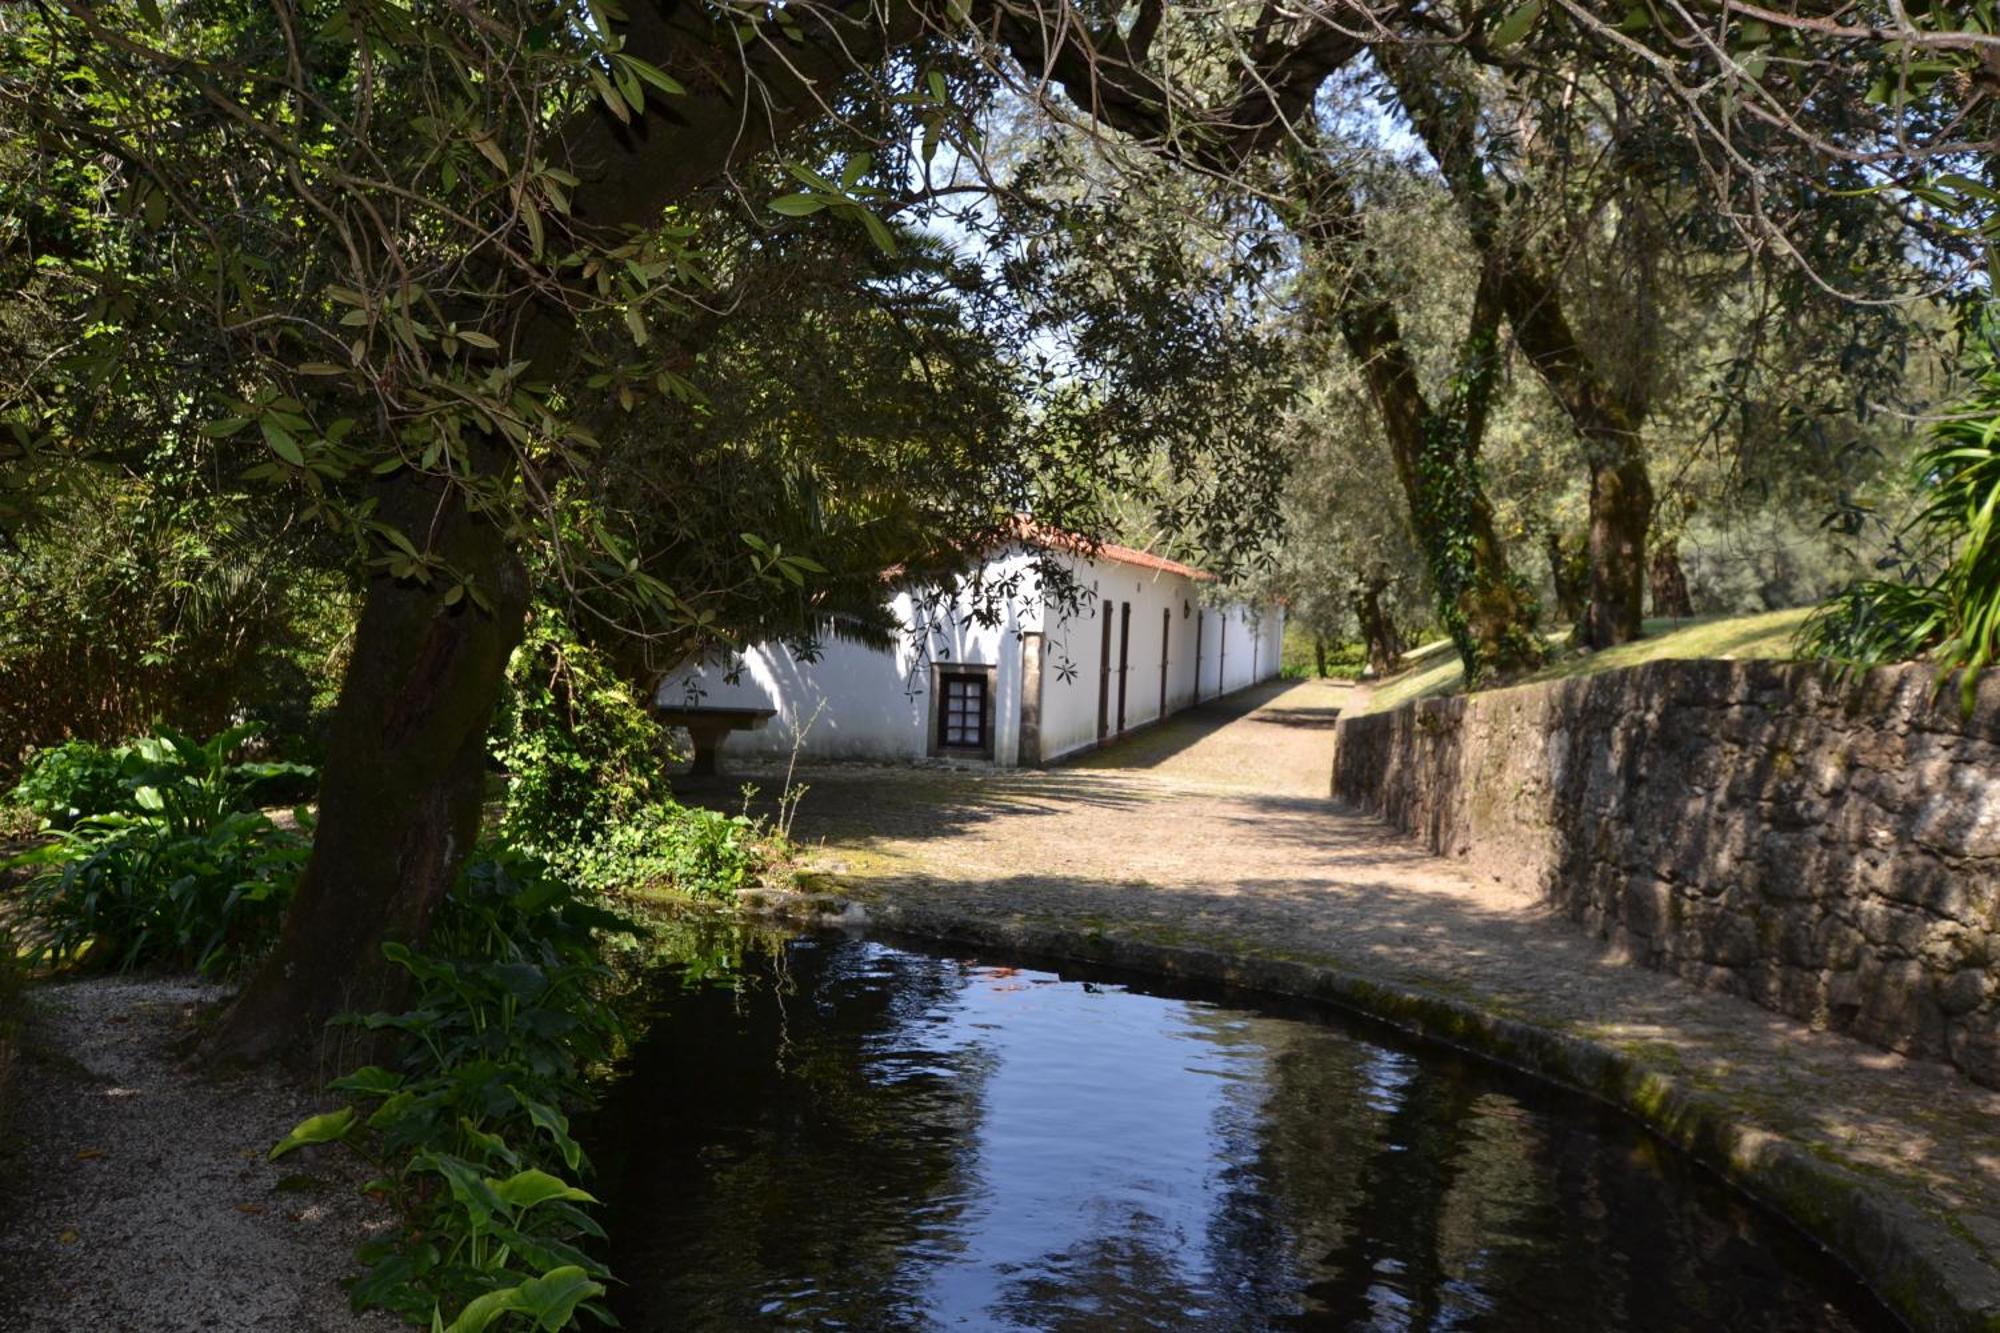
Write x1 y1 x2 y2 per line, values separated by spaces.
1350 607 1814 717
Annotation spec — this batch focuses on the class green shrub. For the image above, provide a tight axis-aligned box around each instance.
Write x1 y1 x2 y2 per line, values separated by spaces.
4 725 313 976
1804 316 2000 708
10 740 128 828
573 800 767 898
275 850 630 1331
491 619 671 860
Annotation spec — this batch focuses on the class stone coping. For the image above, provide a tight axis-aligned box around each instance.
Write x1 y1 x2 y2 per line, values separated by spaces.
737 887 2000 1333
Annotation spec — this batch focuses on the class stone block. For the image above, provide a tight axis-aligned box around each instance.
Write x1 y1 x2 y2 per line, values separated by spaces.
1937 967 1996 1017
1947 1014 2000 1089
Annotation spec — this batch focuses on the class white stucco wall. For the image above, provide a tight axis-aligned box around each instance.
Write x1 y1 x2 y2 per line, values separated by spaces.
1033 554 1278 765
655 548 1286 770
654 554 1038 765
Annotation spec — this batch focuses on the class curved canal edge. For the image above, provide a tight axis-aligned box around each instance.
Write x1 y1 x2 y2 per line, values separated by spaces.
733 888 2000 1333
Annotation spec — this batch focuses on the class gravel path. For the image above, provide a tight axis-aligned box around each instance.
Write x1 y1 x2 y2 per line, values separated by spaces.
740 678 2000 1285
0 977 395 1332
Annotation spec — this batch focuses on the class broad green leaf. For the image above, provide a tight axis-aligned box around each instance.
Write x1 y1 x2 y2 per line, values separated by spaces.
1489 0 1543 47
768 194 827 217
329 1065 403 1097
516 1266 605 1330
441 1286 526 1333
260 418 304 466
488 1167 598 1210
269 1107 357 1160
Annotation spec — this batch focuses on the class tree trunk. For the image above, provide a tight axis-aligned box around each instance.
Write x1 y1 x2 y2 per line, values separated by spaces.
1295 168 1540 682
1379 48 1655 652
1584 453 1654 647
988 28 1538 680
1546 530 1587 628
1313 634 1328 679
198 2 943 1068
1352 575 1403 676
1651 540 1694 620
202 475 528 1068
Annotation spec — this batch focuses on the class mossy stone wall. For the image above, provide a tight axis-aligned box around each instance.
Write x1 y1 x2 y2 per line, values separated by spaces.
1333 660 2000 1088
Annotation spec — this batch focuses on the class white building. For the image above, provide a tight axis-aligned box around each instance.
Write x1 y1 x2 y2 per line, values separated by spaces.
654 541 1284 769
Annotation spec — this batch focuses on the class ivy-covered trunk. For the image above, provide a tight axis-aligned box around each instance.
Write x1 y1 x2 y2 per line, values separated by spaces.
1381 49 1654 653
202 473 527 1068
1299 175 1542 683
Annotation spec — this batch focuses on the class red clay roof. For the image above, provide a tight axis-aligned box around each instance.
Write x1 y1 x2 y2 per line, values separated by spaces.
1089 540 1215 582
1009 518 1216 583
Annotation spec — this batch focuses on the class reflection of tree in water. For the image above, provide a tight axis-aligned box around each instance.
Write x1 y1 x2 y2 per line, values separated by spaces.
591 938 1892 1333
1234 1030 1889 1333
1186 1010 1395 1329
588 935 991 1332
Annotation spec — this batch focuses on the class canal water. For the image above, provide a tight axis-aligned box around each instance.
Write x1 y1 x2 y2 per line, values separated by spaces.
587 929 1898 1332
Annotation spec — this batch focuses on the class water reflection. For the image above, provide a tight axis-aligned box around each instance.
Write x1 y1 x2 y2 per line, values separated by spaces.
587 932 1894 1332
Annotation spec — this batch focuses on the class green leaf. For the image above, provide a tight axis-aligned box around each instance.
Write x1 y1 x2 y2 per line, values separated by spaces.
511 1090 583 1172
329 1065 403 1097
269 1107 357 1160
416 1151 504 1229
489 1167 599 1210
1489 0 1543 47
201 417 252 438
515 1266 604 1330
621 54 686 97
768 194 828 217
260 418 304 466
858 209 899 257
623 305 649 346
441 1287 526 1333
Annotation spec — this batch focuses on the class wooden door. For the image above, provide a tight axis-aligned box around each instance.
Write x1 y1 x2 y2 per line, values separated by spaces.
1097 603 1113 741
1116 602 1131 732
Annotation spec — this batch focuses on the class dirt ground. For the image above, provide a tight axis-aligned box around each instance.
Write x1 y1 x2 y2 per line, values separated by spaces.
726 678 2000 1279
0 978 393 1332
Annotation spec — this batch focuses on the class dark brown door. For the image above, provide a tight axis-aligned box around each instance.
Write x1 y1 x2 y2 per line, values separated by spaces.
1194 611 1204 701
1116 602 1131 732
1097 604 1113 741
1219 612 1227 695
1159 608 1170 718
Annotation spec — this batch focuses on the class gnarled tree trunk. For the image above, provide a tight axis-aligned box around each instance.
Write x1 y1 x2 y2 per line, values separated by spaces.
1651 540 1694 619
1352 573 1403 676
203 0 934 1067
203 474 528 1068
1299 173 1542 682
1381 48 1655 652
1584 452 1654 646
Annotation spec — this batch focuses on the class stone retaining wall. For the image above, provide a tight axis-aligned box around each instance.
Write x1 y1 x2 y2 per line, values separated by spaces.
1332 660 2000 1088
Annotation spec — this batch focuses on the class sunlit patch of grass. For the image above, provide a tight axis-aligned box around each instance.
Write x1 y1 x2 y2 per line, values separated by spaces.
1349 608 1813 717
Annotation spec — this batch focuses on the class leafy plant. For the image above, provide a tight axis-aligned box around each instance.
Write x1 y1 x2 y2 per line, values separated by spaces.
9 740 128 829
567 800 768 899
274 851 631 1330
1804 313 2000 707
4 725 313 976
492 618 673 868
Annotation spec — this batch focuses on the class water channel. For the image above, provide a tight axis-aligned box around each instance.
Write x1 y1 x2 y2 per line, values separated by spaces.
587 928 1899 1332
